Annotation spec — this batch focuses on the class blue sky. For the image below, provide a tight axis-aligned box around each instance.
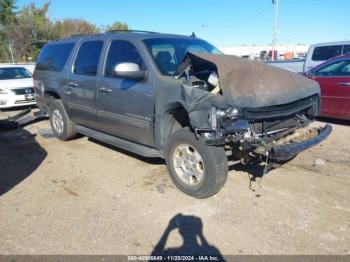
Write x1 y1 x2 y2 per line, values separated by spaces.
17 0 350 47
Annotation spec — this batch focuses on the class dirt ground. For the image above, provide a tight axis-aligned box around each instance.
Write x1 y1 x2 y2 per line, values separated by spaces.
0 109 349 255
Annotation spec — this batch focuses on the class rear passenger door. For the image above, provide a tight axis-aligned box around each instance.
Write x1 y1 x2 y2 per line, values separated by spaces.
65 40 104 128
97 39 155 146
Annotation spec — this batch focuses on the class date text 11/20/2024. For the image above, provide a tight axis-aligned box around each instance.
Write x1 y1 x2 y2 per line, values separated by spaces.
127 255 221 261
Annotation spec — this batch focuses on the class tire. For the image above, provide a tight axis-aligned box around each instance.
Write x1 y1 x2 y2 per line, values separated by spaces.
165 128 228 199
49 99 76 141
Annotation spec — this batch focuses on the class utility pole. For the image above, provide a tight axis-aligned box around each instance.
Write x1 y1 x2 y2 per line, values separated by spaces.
271 0 279 61
8 42 15 63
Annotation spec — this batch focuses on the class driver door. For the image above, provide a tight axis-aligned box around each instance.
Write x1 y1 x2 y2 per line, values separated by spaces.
97 39 155 146
314 59 350 119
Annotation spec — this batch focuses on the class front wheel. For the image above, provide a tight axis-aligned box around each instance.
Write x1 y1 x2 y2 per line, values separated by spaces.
165 128 228 199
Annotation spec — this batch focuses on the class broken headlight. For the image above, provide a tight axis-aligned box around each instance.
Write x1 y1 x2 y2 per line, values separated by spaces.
200 106 249 144
217 107 240 120
208 106 241 130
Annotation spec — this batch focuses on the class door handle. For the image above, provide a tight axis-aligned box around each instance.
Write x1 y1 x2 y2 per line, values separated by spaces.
99 87 112 93
337 82 350 86
68 81 79 88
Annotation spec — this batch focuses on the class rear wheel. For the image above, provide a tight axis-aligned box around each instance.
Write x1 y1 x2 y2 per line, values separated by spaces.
165 128 228 198
49 99 76 141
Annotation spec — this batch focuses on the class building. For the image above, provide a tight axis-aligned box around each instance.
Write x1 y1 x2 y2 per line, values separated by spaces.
219 44 309 60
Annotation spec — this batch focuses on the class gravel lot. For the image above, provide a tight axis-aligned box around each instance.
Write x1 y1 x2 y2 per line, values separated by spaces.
0 109 349 255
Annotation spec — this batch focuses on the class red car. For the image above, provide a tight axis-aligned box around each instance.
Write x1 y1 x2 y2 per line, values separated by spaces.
305 55 350 120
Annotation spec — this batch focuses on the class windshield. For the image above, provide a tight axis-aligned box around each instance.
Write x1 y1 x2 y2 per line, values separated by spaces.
143 38 222 76
0 67 32 80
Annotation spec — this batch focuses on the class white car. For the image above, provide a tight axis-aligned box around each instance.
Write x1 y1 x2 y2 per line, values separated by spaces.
0 66 36 109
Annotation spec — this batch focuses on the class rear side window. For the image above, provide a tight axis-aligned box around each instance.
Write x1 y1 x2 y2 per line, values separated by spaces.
36 43 74 71
104 40 144 76
312 45 342 61
74 41 103 76
343 45 350 55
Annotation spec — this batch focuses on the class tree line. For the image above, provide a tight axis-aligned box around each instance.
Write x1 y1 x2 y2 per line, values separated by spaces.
0 0 128 63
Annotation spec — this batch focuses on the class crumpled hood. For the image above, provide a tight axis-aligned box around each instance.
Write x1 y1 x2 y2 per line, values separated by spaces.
179 53 320 108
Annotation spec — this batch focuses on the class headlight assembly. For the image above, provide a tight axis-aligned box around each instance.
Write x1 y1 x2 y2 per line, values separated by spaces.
208 106 242 131
0 88 8 94
217 107 240 120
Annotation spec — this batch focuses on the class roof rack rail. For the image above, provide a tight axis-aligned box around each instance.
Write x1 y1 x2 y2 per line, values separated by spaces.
69 34 86 38
106 29 159 34
65 30 159 40
69 33 102 38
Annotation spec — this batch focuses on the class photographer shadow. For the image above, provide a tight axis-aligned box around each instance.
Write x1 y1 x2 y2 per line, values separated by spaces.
150 213 224 260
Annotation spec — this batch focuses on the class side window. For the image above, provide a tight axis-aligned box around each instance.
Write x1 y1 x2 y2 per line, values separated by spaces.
187 45 210 54
150 44 176 64
339 62 350 76
315 61 350 77
74 41 103 76
36 43 75 71
104 40 144 76
343 45 350 55
312 45 342 61
148 44 177 75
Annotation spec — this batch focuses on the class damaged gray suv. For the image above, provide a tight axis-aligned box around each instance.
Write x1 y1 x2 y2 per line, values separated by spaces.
34 31 332 198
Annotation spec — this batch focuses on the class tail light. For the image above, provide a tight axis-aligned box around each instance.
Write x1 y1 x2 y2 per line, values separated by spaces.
32 72 39 92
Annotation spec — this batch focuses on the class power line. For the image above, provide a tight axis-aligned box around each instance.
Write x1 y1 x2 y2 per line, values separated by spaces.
228 4 272 28
199 4 272 31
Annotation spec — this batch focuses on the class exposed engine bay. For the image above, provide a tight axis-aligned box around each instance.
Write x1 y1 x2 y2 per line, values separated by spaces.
175 53 331 163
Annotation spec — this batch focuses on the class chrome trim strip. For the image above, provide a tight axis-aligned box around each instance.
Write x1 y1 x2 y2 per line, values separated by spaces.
98 110 150 129
67 103 97 114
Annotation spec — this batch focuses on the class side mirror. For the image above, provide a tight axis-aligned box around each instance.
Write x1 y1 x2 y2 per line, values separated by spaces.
304 70 315 78
113 63 146 80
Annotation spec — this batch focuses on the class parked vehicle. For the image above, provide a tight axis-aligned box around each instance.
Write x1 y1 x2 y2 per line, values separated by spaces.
304 55 350 120
304 41 350 71
267 50 278 60
259 50 267 60
0 66 36 109
0 63 35 74
34 31 331 198
265 59 305 73
266 41 350 73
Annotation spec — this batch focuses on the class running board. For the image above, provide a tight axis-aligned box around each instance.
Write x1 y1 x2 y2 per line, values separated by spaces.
76 125 161 158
